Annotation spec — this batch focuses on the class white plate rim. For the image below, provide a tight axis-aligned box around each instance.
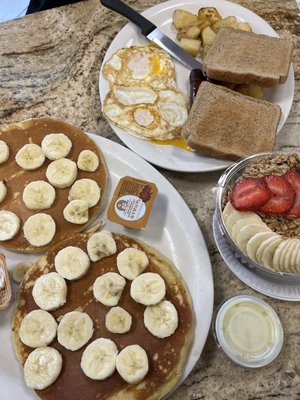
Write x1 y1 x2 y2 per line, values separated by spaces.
212 214 300 302
99 0 294 173
0 134 214 399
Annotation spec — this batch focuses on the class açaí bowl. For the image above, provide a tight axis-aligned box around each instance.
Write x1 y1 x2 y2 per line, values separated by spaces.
215 152 300 283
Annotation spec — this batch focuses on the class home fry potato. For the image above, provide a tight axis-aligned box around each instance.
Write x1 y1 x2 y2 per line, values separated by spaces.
176 20 210 40
236 84 264 99
201 26 216 58
173 9 198 29
238 22 252 32
180 38 201 57
198 7 222 25
212 16 238 32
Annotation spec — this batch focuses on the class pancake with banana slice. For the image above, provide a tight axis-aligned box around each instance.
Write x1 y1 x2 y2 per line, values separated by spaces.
12 232 194 400
0 118 108 253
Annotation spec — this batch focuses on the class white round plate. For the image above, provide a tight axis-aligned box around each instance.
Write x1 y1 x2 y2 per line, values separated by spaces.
99 0 294 173
213 215 300 301
0 135 213 399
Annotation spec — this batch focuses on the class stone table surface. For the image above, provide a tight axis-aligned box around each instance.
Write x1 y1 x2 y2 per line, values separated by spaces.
0 0 299 399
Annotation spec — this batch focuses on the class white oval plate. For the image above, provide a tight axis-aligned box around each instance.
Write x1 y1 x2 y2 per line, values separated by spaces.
99 0 294 173
213 215 300 301
0 135 213 399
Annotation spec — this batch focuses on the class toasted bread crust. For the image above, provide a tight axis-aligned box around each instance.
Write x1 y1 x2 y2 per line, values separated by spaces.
204 28 293 87
181 81 281 160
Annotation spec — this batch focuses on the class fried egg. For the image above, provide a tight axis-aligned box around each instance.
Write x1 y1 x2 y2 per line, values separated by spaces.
102 46 188 140
103 84 188 140
102 46 177 90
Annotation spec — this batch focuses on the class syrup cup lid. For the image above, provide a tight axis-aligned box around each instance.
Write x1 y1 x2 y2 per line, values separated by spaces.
214 295 284 368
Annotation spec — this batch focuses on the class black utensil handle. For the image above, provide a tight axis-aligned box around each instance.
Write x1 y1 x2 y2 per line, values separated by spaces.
100 0 156 36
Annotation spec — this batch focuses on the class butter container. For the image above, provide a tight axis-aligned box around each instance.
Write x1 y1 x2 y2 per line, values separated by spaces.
214 295 283 368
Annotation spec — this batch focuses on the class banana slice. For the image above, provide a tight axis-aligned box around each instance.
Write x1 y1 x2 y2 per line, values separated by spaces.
225 210 262 235
291 241 300 273
0 210 20 241
54 246 90 280
19 309 58 348
41 133 72 160
144 300 178 338
236 223 271 253
68 178 101 208
12 262 33 283
260 236 283 269
77 150 99 172
278 238 298 272
0 140 9 164
231 217 264 242
15 144 45 170
32 272 67 311
63 199 89 224
117 248 149 280
57 311 94 351
87 231 117 262
116 344 149 384
46 158 77 188
105 306 132 334
0 180 7 203
222 202 235 224
93 272 126 306
273 239 290 271
288 240 300 273
22 180 56 210
23 213 56 247
246 231 277 262
130 272 166 306
24 347 62 390
256 234 282 264
81 338 118 380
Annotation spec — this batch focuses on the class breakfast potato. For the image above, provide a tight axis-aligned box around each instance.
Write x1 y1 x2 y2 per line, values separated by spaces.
180 38 201 57
236 84 264 99
238 22 252 32
173 9 198 29
201 26 216 58
176 20 210 40
198 7 222 25
177 25 201 40
212 16 238 32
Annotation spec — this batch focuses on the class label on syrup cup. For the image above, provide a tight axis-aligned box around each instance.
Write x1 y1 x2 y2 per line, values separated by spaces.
107 176 158 229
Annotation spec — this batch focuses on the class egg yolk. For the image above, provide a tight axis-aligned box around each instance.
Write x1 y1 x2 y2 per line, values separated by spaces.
149 55 164 75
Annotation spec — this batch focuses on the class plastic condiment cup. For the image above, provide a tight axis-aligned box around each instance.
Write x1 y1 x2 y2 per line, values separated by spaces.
214 295 284 368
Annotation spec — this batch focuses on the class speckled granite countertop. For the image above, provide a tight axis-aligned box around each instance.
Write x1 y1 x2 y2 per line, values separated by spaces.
0 0 299 399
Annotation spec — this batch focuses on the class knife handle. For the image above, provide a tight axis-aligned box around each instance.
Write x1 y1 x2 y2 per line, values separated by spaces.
100 0 156 36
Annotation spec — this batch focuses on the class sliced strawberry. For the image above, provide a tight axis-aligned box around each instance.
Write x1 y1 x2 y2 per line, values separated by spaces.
259 175 295 215
283 170 300 217
230 177 271 211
